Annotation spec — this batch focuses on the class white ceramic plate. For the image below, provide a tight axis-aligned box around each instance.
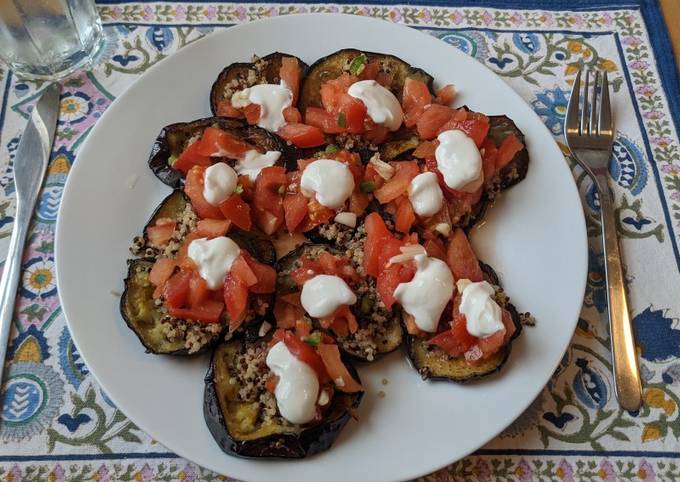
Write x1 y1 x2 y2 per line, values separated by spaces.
56 14 587 482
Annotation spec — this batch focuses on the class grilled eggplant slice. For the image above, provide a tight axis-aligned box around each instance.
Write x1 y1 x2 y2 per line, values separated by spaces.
406 262 523 382
299 49 434 114
487 115 529 191
277 243 403 361
148 117 286 188
210 52 309 117
204 339 363 458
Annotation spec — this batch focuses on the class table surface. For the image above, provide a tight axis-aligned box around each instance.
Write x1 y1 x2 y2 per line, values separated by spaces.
660 0 680 67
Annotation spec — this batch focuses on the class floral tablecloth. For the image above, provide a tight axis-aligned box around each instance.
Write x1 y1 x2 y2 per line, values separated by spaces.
1 0 679 480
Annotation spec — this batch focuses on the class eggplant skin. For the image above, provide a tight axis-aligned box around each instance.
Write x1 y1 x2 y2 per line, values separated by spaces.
299 49 434 114
148 117 286 188
203 340 363 458
210 52 309 116
405 262 523 382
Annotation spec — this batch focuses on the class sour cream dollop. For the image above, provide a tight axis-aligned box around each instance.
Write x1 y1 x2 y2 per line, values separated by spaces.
301 274 357 318
266 341 319 424
300 159 355 209
231 83 293 132
435 129 483 191
203 162 238 206
393 255 454 332
234 150 282 181
187 236 240 289
408 172 444 217
458 279 504 338
348 80 404 131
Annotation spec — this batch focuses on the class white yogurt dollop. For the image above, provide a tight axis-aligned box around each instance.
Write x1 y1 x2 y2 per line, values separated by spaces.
234 150 282 181
458 280 504 338
408 172 444 217
231 83 293 132
203 162 238 206
435 129 483 191
348 80 404 131
300 159 355 209
301 274 357 318
187 237 240 289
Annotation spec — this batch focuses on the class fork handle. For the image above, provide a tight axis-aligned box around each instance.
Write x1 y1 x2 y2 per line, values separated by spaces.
596 175 643 411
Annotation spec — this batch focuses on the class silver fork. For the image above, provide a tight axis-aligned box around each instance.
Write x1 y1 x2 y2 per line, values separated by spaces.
565 70 642 411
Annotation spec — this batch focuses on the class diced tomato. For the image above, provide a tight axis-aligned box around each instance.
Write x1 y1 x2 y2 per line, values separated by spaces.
363 212 392 277
363 125 390 144
349 190 369 216
403 313 424 336
196 218 231 238
167 299 224 324
320 73 355 114
163 270 192 309
423 238 447 261
283 191 308 232
359 60 380 80
282 106 302 124
295 319 312 338
216 100 244 118
395 197 416 233
149 257 176 291
290 258 323 285
218 195 252 231
184 166 225 219
274 296 303 329
481 138 498 183
265 374 279 393
238 175 255 201
435 84 456 105
304 198 334 230
374 161 420 204
280 56 301 103
224 274 249 331
253 207 283 235
242 251 276 293
413 140 438 159
173 142 211 175
317 344 363 393
188 272 210 307
437 118 490 147
429 314 475 357
146 221 175 248
339 94 367 134
376 265 401 309
231 255 258 287
283 331 329 381
196 126 250 158
496 133 524 169
253 166 286 234
243 104 261 125
305 107 346 134
476 325 507 359
277 123 326 148
446 228 484 282
416 104 455 140
402 78 433 128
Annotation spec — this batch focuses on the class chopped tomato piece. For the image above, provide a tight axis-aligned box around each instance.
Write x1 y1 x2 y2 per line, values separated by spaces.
163 270 192 309
481 138 498 182
265 375 278 393
404 313 424 337
173 142 211 175
149 257 176 290
196 218 231 238
376 260 415 309
374 161 420 204
363 125 390 144
242 251 276 293
280 56 301 103
395 197 416 233
305 107 346 134
320 73 355 114
402 78 433 127
277 123 325 148
423 238 447 261
196 126 250 158
437 118 490 147
496 133 524 169
167 300 224 324
188 272 210 307
218 195 252 231
303 198 334 231
146 221 175 248
216 100 244 118
283 191 308 232
274 296 303 329
413 140 438 159
253 166 286 234
184 166 225 219
282 106 302 124
349 190 369 216
224 274 249 331
231 255 258 287
446 228 484 282
435 84 456 105
283 331 329 381
253 207 283 235
363 212 392 277
243 104 261 125
359 60 380 80
317 344 363 393
416 104 455 140
428 314 475 357
339 94 367 134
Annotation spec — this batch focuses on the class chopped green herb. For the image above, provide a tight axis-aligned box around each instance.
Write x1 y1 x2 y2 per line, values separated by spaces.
360 180 376 193
233 184 244 195
325 144 340 155
337 112 347 128
168 154 178 166
304 332 322 347
349 53 368 76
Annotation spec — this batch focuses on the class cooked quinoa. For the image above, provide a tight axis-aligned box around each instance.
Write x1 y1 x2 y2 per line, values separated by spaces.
221 55 273 101
129 202 197 258
160 318 222 354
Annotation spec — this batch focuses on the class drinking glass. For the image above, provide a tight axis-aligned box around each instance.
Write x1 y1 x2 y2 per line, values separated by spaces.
0 0 104 80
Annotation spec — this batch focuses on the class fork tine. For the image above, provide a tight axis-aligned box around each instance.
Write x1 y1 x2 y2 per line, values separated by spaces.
599 71 613 136
589 71 600 134
580 70 590 135
566 69 581 135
